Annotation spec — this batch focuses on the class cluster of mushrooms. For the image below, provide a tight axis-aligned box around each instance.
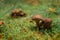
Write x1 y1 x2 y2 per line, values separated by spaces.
32 14 52 30
11 9 26 18
0 9 53 31
11 9 53 31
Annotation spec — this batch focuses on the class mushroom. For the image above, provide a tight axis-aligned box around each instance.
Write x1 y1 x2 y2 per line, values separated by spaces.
11 9 26 18
41 18 52 30
13 9 26 17
32 14 43 29
11 9 21 18
0 21 4 26
32 14 52 31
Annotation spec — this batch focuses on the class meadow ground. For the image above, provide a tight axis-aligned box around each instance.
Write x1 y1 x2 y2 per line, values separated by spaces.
0 0 60 40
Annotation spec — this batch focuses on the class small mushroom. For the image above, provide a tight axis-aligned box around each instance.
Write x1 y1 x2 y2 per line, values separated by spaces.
32 14 43 27
11 9 22 18
0 21 4 26
11 9 26 18
41 18 52 30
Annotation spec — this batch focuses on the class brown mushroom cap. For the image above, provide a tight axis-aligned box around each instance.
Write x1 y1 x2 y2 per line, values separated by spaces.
12 9 26 16
12 9 22 14
11 9 23 18
47 18 52 22
0 21 4 26
42 18 52 23
32 14 43 21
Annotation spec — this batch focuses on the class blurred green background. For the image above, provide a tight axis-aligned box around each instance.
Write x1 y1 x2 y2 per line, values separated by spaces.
0 0 60 40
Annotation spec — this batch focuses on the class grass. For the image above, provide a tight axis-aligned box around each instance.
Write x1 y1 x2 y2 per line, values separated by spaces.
0 0 60 40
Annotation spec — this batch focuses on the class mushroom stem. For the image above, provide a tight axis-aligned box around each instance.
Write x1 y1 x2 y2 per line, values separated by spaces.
32 14 43 30
36 21 42 30
36 21 40 27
